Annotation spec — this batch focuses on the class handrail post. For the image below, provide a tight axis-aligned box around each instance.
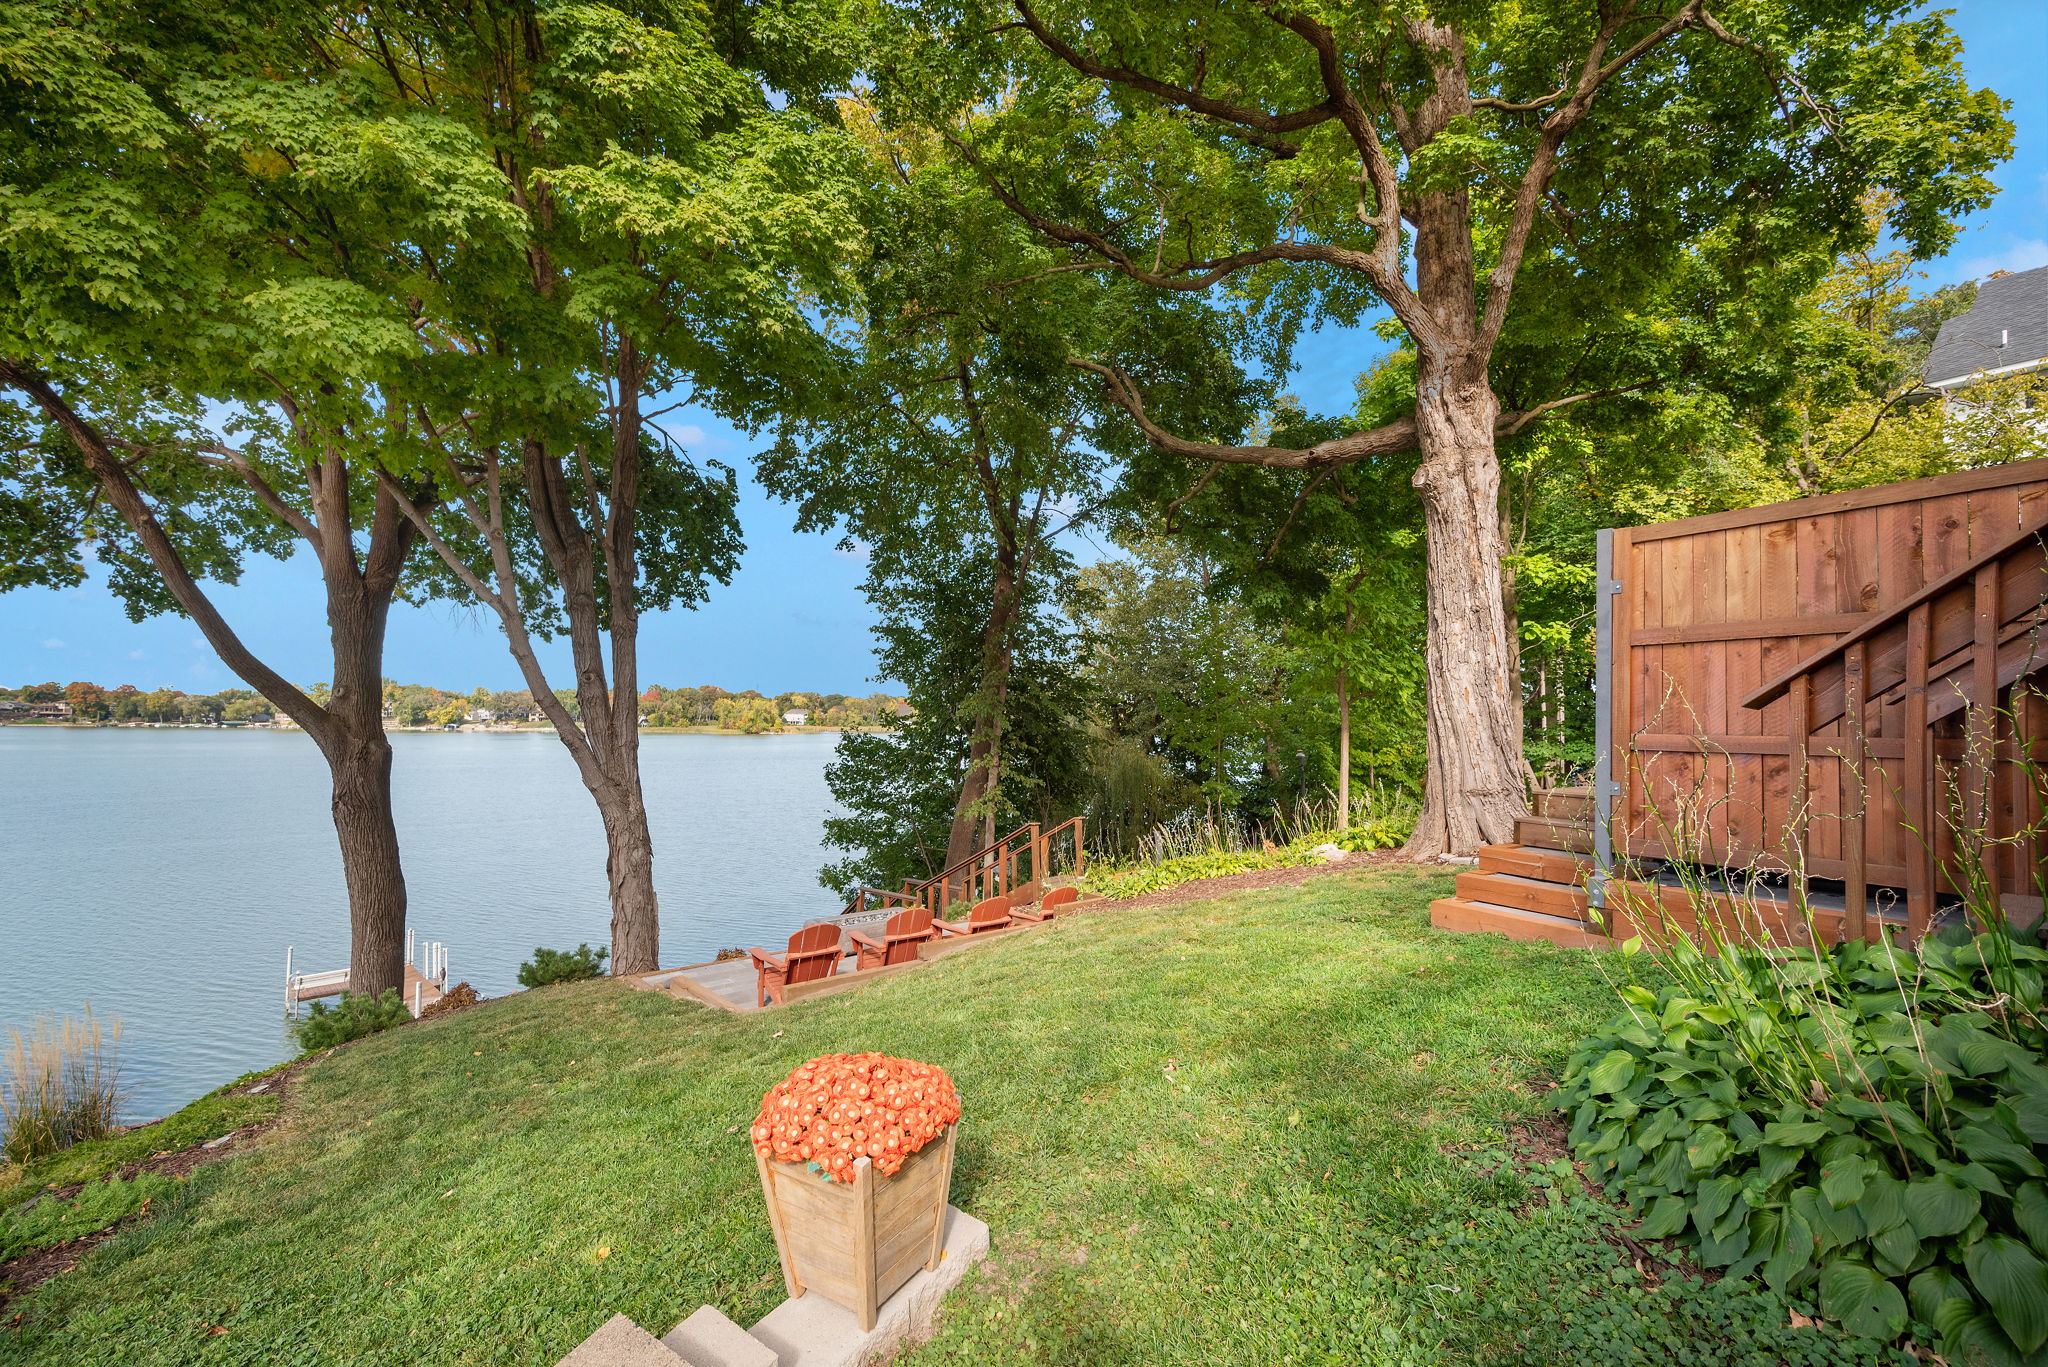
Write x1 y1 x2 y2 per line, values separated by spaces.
1843 640 1868 942
1790 674 1812 928
1966 561 2000 901
1904 602 1934 943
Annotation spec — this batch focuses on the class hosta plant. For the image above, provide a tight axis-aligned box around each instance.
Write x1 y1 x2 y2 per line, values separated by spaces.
1558 924 2048 1366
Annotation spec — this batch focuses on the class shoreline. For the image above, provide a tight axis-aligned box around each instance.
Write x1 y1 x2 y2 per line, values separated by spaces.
1 722 886 735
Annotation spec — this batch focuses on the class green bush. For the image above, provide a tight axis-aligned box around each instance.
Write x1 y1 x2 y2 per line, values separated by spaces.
1080 845 1316 899
1332 818 1408 852
290 989 411 1052
516 943 608 988
1558 924 2048 1366
0 1172 181 1261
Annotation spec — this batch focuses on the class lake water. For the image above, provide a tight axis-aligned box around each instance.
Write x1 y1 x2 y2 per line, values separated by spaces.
0 728 848 1120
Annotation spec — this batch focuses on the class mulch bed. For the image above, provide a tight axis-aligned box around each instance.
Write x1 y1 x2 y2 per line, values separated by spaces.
0 1061 307 1306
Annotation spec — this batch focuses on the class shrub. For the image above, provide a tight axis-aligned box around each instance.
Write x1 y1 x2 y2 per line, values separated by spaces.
516 944 609 988
1558 924 2048 1366
290 989 411 1052
2 1009 124 1164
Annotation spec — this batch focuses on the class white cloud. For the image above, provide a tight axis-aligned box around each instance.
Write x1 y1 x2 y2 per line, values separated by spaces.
42 637 65 649
1957 238 2048 282
127 649 148 661
675 424 707 445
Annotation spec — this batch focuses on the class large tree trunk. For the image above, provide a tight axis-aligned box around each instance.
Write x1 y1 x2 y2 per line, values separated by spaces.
319 566 409 997
1403 372 1529 858
943 541 1019 892
598 778 661 974
1 360 418 994
325 725 407 995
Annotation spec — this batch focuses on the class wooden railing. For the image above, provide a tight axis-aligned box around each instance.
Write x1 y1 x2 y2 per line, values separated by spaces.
1741 523 2047 942
836 817 1087 923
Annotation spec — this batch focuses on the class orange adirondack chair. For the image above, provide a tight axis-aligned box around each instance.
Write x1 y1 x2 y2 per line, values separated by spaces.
1012 884 1081 924
934 895 1013 938
749 922 844 1007
848 906 936 970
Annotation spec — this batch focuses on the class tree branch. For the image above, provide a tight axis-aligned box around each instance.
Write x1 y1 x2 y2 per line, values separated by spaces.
1480 2 1706 351
1011 0 1338 155
0 358 330 738
1076 357 1653 467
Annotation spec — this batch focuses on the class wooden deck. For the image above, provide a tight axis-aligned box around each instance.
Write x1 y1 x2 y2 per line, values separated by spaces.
630 906 1078 1013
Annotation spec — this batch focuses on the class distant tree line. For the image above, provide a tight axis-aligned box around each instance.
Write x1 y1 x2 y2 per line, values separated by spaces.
1 680 906 733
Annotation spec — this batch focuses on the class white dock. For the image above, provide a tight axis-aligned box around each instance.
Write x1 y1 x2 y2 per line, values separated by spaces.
286 931 449 1018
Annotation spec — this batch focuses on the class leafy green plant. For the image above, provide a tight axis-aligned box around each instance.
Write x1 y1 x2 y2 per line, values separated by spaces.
1559 924 2048 1365
290 989 411 1052
1331 818 1409 852
516 944 609 988
0 1171 181 1261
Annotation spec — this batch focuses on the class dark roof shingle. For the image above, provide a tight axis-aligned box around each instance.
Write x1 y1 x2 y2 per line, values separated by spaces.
1924 263 2048 387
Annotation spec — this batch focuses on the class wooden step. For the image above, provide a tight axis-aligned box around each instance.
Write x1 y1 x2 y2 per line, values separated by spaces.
1477 843 1591 884
1455 870 1590 918
1429 897 1611 950
1513 814 1595 854
1533 787 1596 824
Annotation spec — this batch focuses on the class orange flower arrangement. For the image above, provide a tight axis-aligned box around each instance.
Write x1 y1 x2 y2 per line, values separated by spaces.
752 1053 960 1181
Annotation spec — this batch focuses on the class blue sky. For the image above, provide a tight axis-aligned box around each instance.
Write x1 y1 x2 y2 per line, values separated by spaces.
6 2 2044 697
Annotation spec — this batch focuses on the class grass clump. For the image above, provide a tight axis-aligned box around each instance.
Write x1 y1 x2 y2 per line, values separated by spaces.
0 866 1878 1366
0 1093 279 1214
290 990 410 1052
1 1011 124 1165
517 944 609 987
1 1173 182 1263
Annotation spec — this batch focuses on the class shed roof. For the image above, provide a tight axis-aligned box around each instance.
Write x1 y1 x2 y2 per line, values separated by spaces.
1924 264 2048 389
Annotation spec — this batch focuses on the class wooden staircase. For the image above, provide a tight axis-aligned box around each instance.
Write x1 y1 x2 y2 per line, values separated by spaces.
1427 789 1609 949
837 817 1086 929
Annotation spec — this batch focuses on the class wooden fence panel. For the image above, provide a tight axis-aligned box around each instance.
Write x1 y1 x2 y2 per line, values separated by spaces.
1606 458 2048 921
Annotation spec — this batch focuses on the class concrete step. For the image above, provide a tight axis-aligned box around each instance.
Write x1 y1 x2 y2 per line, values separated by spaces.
1454 869 1589 917
1514 815 1595 854
1429 897 1611 950
557 1315 694 1367
1476 843 1590 884
663 1307 776 1367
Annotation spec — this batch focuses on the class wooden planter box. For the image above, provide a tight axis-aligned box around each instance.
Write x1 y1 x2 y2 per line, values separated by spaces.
755 1124 957 1330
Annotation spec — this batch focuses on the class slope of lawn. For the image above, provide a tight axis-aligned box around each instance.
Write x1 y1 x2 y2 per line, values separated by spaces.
2 867 1903 1366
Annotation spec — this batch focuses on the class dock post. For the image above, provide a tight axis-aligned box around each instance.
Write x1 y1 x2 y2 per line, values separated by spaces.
284 946 294 1016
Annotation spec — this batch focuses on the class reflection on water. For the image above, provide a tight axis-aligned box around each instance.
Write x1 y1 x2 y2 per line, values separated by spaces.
0 728 845 1118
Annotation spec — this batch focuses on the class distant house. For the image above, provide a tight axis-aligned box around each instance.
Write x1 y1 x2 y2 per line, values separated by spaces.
782 709 809 725
465 708 496 723
0 699 73 720
892 702 915 719
1924 265 2048 393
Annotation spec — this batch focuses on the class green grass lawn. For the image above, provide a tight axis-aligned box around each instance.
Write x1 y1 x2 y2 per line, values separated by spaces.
2 867 1902 1366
